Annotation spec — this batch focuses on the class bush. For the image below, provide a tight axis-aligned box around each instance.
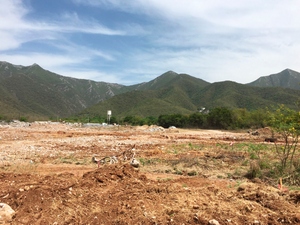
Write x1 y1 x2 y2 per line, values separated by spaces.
207 107 233 129
267 105 300 170
158 114 188 128
20 116 27 122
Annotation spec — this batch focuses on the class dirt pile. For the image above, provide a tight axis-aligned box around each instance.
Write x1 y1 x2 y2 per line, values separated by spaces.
0 164 300 224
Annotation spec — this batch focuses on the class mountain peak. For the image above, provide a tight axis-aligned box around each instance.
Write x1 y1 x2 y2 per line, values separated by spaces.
30 63 40 67
248 69 300 90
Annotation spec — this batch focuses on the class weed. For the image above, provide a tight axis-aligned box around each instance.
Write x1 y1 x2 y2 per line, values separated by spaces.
242 159 249 166
248 160 261 178
187 170 197 176
157 177 173 181
234 180 243 188
234 168 242 176
182 184 187 188
250 153 259 159
288 186 300 191
259 160 271 169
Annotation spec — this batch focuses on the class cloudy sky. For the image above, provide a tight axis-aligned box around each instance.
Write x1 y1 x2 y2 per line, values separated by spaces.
1 0 300 85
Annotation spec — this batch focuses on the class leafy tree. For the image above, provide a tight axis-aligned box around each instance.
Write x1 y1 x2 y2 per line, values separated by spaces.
110 116 118 124
123 115 142 125
207 107 233 129
189 113 206 128
158 114 188 128
140 116 158 126
19 116 27 122
267 105 300 170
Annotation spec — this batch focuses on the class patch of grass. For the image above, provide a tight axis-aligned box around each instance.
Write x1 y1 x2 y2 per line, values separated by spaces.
187 170 197 176
234 180 243 188
182 184 188 188
289 186 300 191
242 159 249 166
157 177 174 181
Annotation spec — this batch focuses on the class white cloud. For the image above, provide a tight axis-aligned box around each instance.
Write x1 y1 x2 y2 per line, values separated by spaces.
2 0 300 84
74 0 300 83
0 0 126 51
54 69 120 83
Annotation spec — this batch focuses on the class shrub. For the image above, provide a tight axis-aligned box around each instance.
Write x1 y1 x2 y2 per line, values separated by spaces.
267 105 300 170
20 116 27 122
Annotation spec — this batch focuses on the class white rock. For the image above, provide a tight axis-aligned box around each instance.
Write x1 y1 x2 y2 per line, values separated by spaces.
209 219 220 225
0 203 15 223
130 158 140 168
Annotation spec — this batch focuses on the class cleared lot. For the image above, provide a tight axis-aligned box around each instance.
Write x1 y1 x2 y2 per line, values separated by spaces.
0 123 299 224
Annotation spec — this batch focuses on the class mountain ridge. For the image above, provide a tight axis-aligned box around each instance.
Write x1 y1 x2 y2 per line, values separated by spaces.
0 61 299 120
247 69 300 90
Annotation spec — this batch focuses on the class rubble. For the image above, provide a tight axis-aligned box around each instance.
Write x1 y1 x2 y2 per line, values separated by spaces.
0 203 15 223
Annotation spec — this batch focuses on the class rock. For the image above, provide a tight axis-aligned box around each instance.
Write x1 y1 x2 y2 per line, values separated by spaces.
252 177 262 184
0 203 15 223
237 183 255 191
209 219 220 225
193 205 200 209
130 158 140 168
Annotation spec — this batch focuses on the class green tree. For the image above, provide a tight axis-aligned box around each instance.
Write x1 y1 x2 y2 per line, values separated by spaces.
189 113 206 128
267 105 300 170
20 116 27 122
158 114 188 128
207 107 233 129
123 115 142 125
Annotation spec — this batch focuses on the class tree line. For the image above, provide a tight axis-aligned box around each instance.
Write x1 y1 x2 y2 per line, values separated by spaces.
62 107 270 130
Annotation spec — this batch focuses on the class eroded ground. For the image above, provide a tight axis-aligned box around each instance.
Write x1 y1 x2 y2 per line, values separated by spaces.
0 123 299 224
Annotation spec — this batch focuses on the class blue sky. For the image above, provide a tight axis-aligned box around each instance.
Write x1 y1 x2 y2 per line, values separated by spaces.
1 0 300 85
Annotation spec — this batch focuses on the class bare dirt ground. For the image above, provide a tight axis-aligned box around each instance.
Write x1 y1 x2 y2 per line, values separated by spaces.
0 122 299 224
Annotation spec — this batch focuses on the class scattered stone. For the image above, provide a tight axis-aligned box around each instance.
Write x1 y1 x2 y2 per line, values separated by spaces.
252 177 262 184
130 158 140 168
237 183 253 191
209 219 220 225
2 194 9 199
193 205 199 209
0 203 15 223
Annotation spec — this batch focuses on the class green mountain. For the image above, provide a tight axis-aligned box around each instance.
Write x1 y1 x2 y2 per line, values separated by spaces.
248 69 300 90
1 61 300 120
78 72 210 117
78 75 300 118
128 71 209 91
192 81 300 110
0 61 132 119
